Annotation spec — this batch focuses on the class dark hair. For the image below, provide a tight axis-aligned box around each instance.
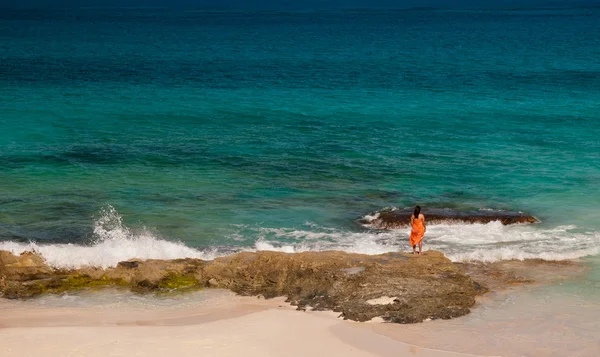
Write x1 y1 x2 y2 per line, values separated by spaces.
413 205 421 219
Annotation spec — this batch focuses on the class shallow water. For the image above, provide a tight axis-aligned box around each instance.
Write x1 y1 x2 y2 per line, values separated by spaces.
0 288 237 310
375 271 600 357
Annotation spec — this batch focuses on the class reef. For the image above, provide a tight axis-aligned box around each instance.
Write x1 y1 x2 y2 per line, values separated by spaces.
2 249 581 324
360 208 539 229
2 249 480 323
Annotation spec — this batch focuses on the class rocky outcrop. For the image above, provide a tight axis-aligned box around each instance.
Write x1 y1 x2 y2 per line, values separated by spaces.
0 250 53 282
4 249 578 324
201 251 479 323
360 208 538 229
0 250 479 324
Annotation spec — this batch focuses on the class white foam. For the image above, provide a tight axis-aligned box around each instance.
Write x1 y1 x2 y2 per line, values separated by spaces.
2 206 599 268
360 212 380 223
254 240 306 254
446 246 600 263
239 221 600 263
0 206 216 269
0 237 216 270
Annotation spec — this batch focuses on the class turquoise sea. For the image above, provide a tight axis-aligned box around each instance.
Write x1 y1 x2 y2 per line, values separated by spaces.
1 7 599 273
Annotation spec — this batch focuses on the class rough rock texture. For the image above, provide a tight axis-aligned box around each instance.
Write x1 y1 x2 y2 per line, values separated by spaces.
360 208 539 229
202 251 479 323
0 250 480 324
0 251 53 280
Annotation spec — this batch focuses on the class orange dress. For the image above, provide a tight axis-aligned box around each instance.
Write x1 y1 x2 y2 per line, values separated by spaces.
409 217 425 246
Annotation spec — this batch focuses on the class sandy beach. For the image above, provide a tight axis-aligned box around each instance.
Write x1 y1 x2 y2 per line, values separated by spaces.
2 249 599 357
1 290 482 357
1 286 598 357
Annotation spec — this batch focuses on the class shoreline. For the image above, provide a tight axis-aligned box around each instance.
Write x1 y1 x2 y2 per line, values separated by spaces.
1 252 598 356
1 249 483 323
0 290 492 357
368 281 600 357
0 249 588 317
2 281 598 357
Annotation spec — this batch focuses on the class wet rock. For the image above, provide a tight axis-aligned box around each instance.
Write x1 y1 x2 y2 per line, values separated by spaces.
1 249 580 322
360 208 539 229
0 249 480 323
0 251 53 282
117 261 140 269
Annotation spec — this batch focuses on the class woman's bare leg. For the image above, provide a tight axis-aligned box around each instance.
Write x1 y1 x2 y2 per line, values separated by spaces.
418 242 422 255
412 245 416 254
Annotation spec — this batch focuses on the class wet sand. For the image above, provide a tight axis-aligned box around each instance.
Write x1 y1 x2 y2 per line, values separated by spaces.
369 286 600 357
0 290 483 357
1 259 598 357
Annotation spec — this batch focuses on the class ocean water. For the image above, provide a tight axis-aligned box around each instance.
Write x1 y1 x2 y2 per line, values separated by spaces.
1 7 600 271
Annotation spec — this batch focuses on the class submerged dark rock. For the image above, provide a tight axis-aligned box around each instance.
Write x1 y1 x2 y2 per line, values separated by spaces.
0 250 479 323
360 208 539 229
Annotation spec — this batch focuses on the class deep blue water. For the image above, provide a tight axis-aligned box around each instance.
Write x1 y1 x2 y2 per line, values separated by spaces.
1 8 599 265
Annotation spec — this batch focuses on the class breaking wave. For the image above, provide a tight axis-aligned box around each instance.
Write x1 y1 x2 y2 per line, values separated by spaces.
0 206 599 268
240 222 600 263
0 206 216 269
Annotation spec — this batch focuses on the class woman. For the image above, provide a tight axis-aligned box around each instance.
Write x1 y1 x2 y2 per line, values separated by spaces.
409 205 426 255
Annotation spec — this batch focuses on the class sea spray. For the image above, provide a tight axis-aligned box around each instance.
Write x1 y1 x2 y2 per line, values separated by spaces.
1 206 599 269
244 222 600 262
0 206 213 269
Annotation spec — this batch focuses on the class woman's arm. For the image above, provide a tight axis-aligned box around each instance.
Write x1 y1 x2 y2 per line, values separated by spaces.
421 214 426 232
